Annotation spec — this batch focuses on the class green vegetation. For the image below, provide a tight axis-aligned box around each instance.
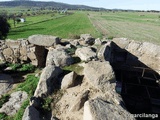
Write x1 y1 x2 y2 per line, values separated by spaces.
0 74 38 120
12 75 39 120
89 11 160 44
0 94 10 108
15 75 39 96
63 63 84 75
0 15 11 40
13 99 29 120
7 63 35 72
8 12 101 39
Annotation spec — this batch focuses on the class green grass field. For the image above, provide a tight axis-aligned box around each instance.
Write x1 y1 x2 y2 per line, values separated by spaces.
8 12 101 39
5 10 160 44
89 11 160 44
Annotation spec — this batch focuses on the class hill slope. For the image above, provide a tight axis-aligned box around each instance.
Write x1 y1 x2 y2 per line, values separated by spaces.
0 0 105 10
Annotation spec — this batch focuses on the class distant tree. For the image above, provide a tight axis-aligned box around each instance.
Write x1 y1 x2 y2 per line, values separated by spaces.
0 15 11 40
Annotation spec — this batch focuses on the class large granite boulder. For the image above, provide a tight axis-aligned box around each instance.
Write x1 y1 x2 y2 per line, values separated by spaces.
84 61 115 92
0 91 28 116
75 47 97 62
97 42 111 61
61 71 77 89
83 98 135 120
28 35 60 47
34 65 62 97
46 48 74 67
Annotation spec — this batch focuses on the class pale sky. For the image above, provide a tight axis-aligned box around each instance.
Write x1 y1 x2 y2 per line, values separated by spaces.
0 0 160 10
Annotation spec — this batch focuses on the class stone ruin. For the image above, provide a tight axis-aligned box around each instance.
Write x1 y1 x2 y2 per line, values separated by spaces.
0 34 160 119
0 35 60 67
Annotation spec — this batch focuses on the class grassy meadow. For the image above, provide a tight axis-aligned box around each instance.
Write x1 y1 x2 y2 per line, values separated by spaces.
89 11 160 44
2 8 160 44
8 12 101 39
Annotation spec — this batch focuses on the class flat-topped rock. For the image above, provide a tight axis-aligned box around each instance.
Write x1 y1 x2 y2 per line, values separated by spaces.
28 34 60 47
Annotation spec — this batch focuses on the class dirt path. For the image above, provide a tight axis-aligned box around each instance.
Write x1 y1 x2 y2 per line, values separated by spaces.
88 14 109 38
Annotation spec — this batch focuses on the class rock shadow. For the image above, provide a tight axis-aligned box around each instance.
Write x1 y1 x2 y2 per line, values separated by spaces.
108 42 160 114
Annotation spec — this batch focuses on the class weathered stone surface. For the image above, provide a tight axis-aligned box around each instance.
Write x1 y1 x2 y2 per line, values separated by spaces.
70 90 89 112
0 74 13 96
94 38 102 45
84 61 115 92
61 71 77 89
22 106 40 120
20 47 27 56
34 65 62 97
5 40 21 49
3 48 13 56
80 34 95 45
0 52 5 62
0 91 28 116
46 48 73 67
70 40 80 47
75 47 97 62
112 38 130 49
140 42 160 57
27 52 36 60
97 42 111 61
83 98 135 120
28 35 60 47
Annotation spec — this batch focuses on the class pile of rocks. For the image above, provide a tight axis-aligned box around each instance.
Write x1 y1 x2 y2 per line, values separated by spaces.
0 34 160 120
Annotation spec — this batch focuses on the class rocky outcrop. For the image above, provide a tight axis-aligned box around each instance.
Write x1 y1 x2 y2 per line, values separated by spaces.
0 91 28 116
75 47 97 62
22 106 40 120
80 34 95 45
61 71 77 89
28 35 60 47
46 48 73 67
34 65 62 97
83 98 135 120
84 61 115 92
0 74 13 96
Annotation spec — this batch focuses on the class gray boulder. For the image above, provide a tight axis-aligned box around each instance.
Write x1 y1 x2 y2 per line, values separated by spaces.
34 65 62 97
46 48 74 67
84 61 115 92
28 35 60 47
0 74 13 96
75 47 97 62
80 34 95 45
70 40 80 47
61 71 77 89
0 91 28 116
97 42 111 61
94 38 102 45
83 98 135 120
22 106 40 120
